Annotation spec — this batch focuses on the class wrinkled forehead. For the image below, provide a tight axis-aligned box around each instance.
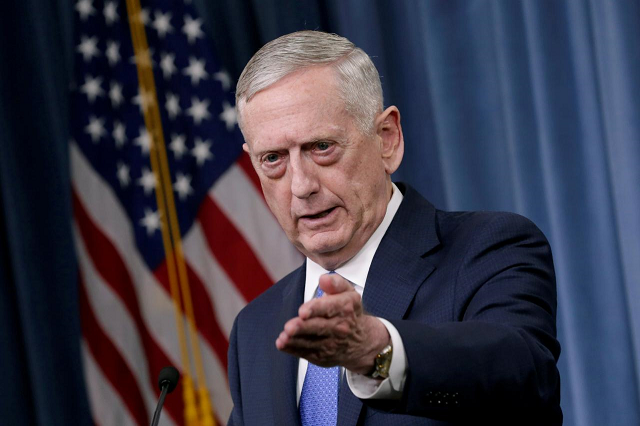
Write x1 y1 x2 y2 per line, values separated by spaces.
240 67 353 147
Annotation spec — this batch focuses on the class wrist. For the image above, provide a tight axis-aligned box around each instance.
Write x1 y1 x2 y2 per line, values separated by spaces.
352 316 391 375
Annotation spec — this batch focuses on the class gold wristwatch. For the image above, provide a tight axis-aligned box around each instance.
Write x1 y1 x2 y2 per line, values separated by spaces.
371 344 393 379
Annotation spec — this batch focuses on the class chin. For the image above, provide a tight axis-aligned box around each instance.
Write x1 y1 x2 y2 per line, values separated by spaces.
301 235 348 256
301 238 359 270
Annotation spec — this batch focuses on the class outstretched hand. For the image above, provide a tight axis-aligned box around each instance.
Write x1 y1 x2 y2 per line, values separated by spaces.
275 273 390 375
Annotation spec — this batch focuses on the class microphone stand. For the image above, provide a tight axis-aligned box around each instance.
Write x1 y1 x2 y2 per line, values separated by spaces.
150 382 170 426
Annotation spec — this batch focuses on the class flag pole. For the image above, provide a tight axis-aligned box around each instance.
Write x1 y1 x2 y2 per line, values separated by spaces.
123 1 215 424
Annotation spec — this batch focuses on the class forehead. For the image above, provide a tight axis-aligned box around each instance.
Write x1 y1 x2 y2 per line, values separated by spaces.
241 67 353 148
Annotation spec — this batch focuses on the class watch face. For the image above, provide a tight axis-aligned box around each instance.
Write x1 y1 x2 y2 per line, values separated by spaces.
374 344 392 378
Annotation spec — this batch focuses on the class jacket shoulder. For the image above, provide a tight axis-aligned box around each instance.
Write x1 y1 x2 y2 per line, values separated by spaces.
436 209 549 246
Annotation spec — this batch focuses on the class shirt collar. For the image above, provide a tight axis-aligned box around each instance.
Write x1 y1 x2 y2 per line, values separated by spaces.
304 183 404 302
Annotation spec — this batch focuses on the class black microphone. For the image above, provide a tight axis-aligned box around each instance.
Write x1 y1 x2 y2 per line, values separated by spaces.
150 366 180 426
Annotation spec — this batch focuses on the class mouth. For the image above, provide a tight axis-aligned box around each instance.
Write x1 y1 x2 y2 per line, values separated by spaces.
301 207 337 220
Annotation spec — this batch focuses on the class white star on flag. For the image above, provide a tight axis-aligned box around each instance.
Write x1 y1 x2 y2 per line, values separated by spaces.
103 1 119 26
109 81 124 108
152 11 174 38
130 48 154 69
173 172 194 200
106 41 120 66
169 134 187 159
112 121 126 147
183 57 208 85
84 116 106 143
213 70 232 91
219 101 237 131
134 127 153 155
165 92 181 119
137 168 157 195
186 97 211 125
136 8 150 25
139 208 161 236
80 75 104 103
116 162 130 187
192 137 213 166
182 15 204 44
75 0 96 21
77 36 100 62
159 52 177 79
133 89 155 112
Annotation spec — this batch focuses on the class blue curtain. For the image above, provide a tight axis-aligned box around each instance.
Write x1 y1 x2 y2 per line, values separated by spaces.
1 1 639 424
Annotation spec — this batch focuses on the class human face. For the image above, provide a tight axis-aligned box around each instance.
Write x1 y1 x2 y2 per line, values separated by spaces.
241 66 402 270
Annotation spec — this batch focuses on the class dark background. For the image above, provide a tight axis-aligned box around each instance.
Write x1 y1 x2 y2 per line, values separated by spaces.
1 1 639 424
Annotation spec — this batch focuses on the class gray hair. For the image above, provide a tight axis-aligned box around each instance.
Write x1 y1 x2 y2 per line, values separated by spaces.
235 30 383 134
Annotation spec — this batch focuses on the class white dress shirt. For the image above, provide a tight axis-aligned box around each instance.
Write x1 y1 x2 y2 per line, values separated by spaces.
296 183 408 404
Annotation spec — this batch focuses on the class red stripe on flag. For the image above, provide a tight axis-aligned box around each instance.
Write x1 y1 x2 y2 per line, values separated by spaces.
197 196 273 302
79 275 149 426
72 189 185 425
153 260 229 370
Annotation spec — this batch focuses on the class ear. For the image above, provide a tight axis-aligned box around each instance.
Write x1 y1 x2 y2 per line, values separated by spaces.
242 142 250 153
375 106 404 175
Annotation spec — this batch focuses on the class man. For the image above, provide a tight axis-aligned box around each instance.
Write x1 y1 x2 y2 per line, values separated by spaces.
228 31 561 425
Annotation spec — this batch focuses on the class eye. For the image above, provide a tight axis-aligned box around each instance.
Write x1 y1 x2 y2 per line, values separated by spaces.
316 141 330 151
264 153 280 163
259 151 286 178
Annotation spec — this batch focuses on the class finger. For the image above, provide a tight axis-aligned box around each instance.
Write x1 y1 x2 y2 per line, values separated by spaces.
275 330 289 350
289 316 353 339
299 290 361 319
282 317 303 336
277 335 334 358
319 273 354 295
277 344 335 367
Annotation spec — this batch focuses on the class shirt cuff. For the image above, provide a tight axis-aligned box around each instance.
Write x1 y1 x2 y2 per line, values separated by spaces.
346 317 407 399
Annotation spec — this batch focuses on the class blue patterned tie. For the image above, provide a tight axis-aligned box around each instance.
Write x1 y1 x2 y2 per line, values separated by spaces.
299 286 340 426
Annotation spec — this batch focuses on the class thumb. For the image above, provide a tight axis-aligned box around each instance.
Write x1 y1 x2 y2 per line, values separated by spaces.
319 273 353 295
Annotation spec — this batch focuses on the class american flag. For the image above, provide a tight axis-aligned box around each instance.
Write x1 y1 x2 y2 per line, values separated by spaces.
69 0 302 424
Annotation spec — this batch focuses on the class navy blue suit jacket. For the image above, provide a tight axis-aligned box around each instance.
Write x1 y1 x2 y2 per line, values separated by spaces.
228 183 561 425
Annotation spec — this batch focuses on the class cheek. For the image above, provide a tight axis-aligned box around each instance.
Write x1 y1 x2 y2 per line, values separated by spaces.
262 183 294 225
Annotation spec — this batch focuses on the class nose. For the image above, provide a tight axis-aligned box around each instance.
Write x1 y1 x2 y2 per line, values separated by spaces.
290 156 319 199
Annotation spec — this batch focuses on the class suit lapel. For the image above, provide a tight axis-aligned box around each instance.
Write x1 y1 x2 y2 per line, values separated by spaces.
364 183 440 320
363 239 436 320
271 265 306 426
339 184 440 425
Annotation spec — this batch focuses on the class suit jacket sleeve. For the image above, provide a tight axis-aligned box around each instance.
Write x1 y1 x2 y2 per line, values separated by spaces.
382 212 561 423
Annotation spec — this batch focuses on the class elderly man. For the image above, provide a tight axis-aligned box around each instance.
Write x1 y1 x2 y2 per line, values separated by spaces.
228 31 561 425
